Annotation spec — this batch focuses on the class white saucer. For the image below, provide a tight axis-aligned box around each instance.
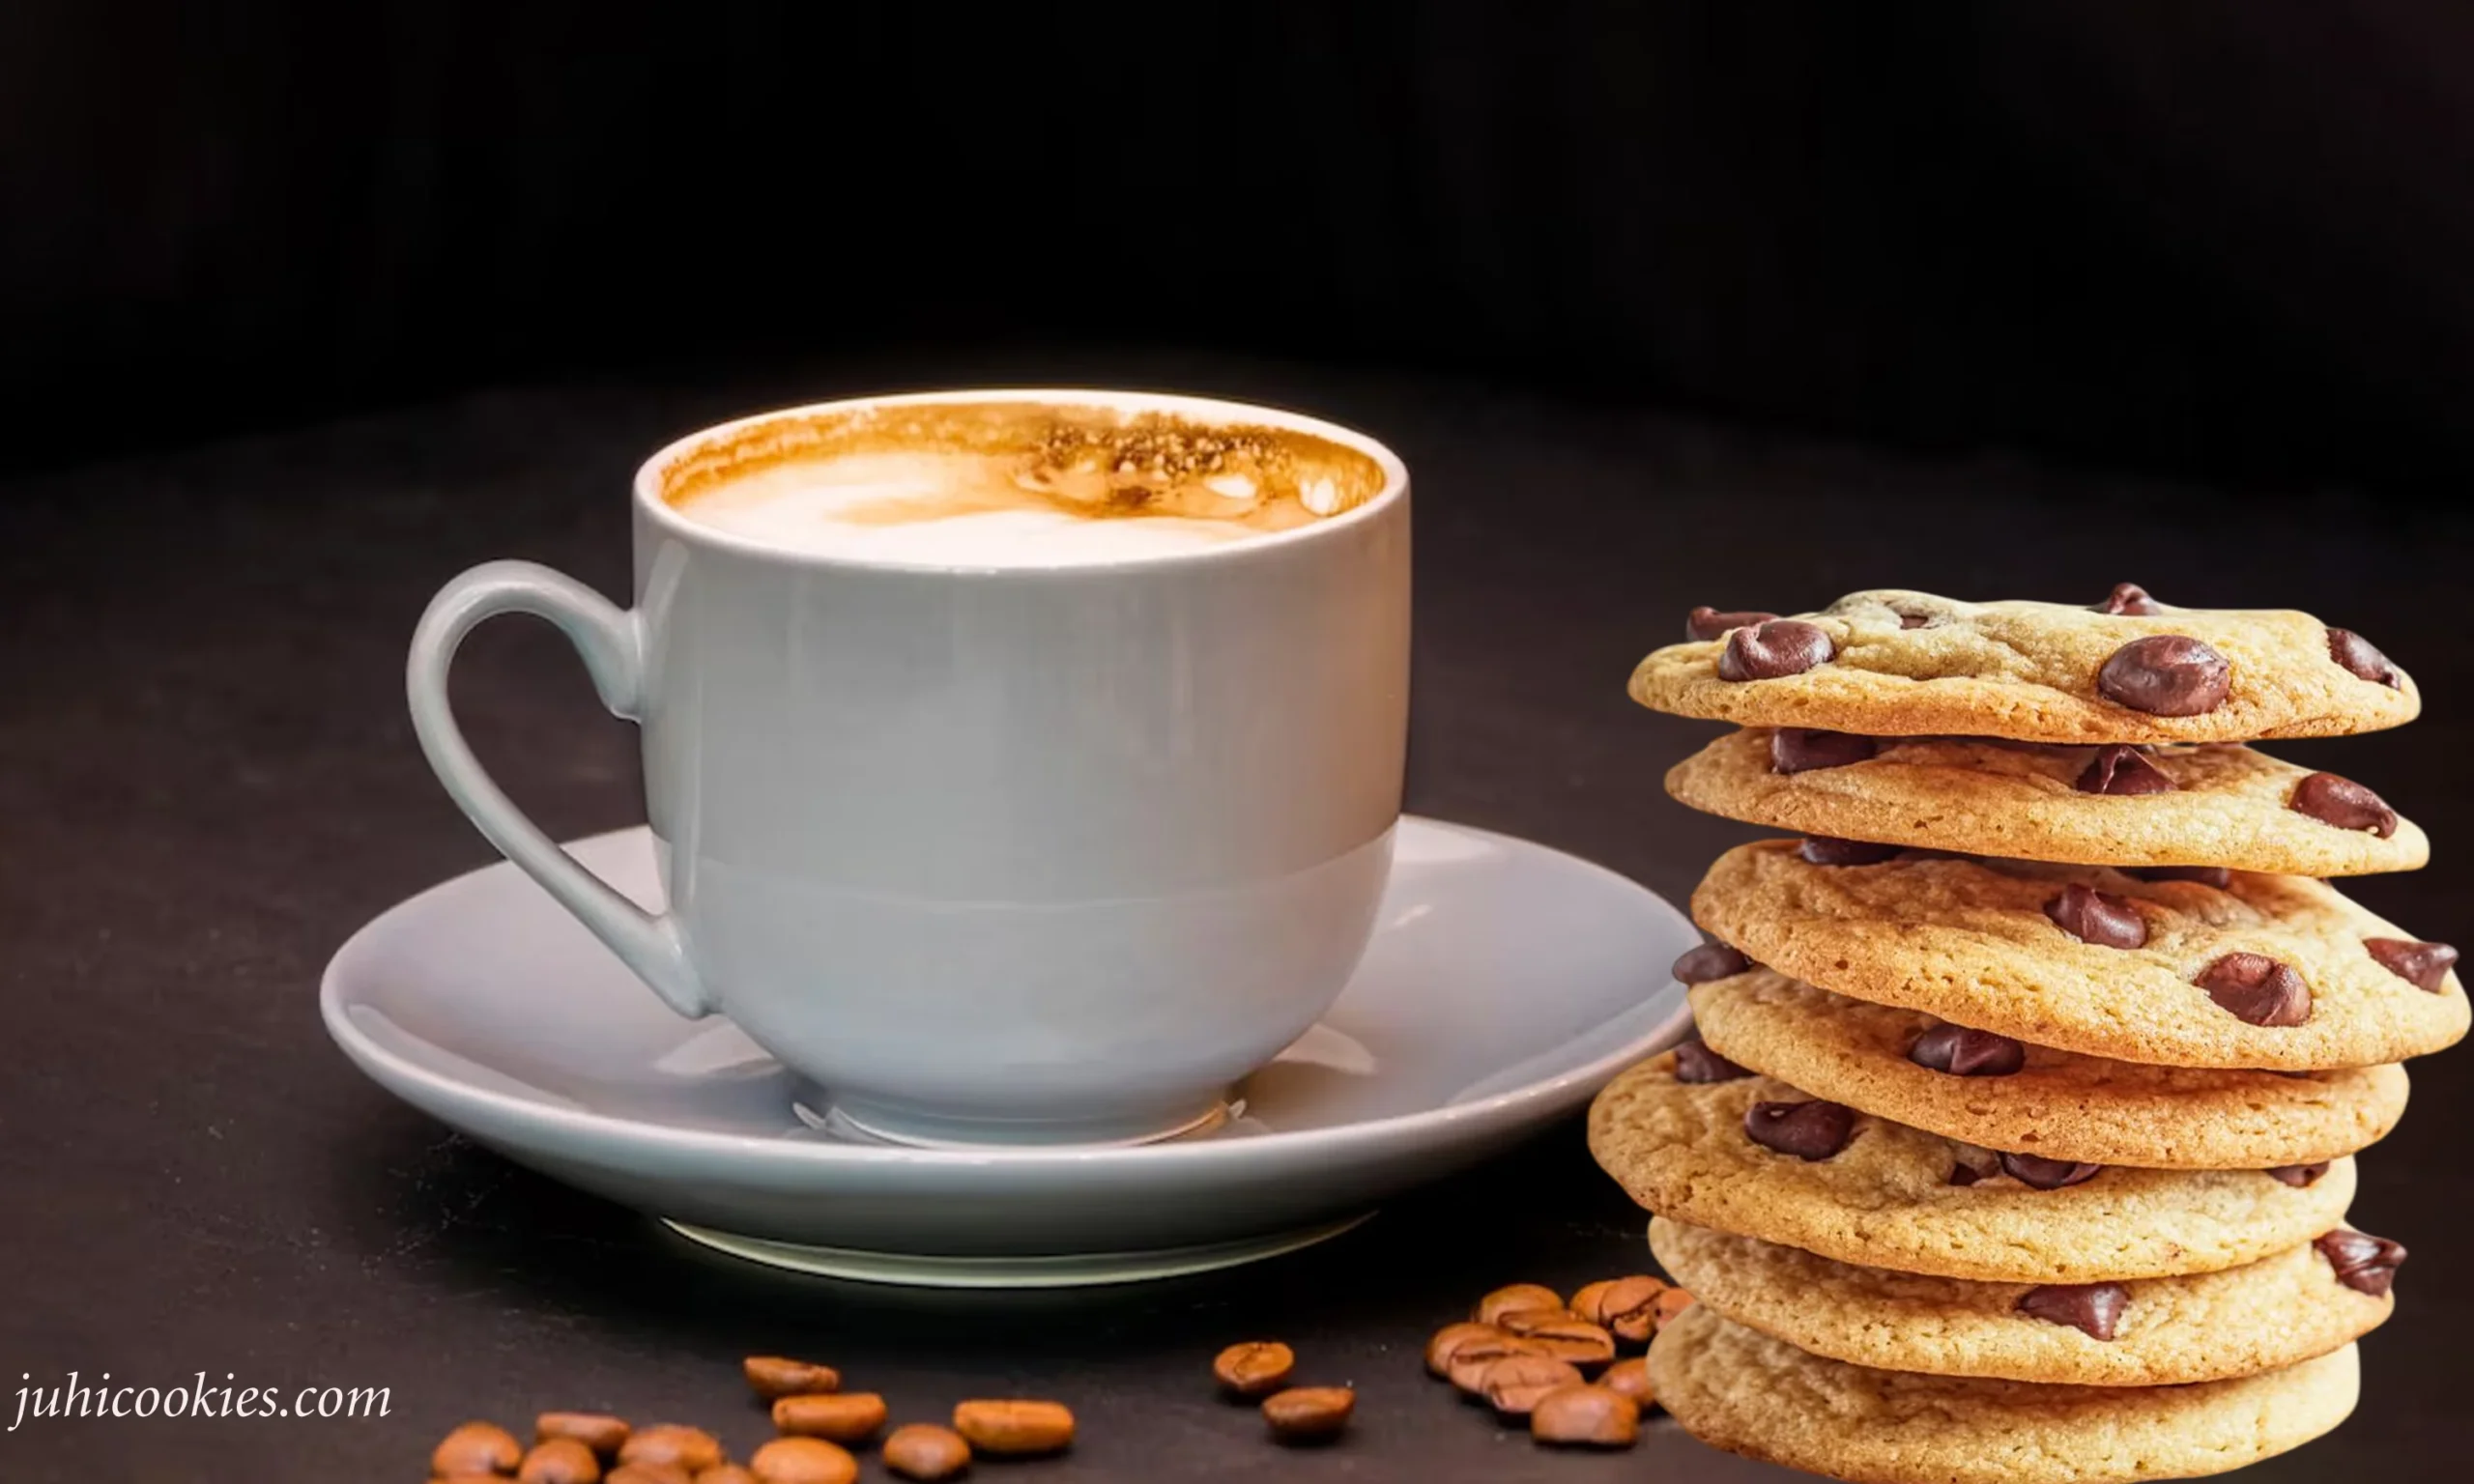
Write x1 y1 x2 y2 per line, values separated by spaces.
323 817 1695 1287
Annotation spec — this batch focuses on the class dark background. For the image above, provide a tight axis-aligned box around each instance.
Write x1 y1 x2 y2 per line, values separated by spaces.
4 4 2472 1482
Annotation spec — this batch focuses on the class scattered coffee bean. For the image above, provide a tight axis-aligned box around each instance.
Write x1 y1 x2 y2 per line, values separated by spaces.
2316 1230 2407 1297
1799 836 1903 866
2015 1283 2130 1340
1447 1334 1549 1395
1744 1099 1856 1160
880 1424 972 1482
1999 1153 2103 1189
743 1356 841 1401
1212 1341 1296 1398
1717 620 1836 681
2198 953 2313 1026
2365 937 2459 991
951 1400 1074 1456
1770 728 1878 773
771 1393 886 1445
747 1437 856 1484
619 1426 725 1474
1687 606 1779 642
1496 1307 1575 1334
2129 865 2231 887
1530 1384 1638 1447
434 1421 525 1477
2075 744 2174 795
2097 635 2231 716
1651 1287 1694 1327
2044 882 2148 950
1505 1314 1617 1368
1569 1275 1668 1345
519 1438 606 1484
2093 583 2164 615
2327 628 2401 688
1475 1283 1566 1326
1907 1023 2028 1076
2287 772 2399 837
1597 1357 1655 1406
606 1466 692 1484
1672 1039 1752 1083
2268 1162 2331 1187
539 1413 632 1459
1261 1386 1354 1444
698 1467 758 1484
1424 1322 1504 1377
1672 942 1752 985
1480 1356 1587 1417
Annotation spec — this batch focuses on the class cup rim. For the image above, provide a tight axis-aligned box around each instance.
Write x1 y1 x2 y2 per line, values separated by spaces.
630 387 1411 575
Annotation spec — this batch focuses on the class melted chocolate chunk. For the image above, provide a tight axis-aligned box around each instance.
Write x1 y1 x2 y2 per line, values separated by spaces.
2093 583 2164 616
2197 953 2313 1026
1798 836 1903 866
1999 1152 2104 1189
2097 635 2232 717
2016 1282 2130 1340
2326 628 2401 689
1672 943 1753 985
1686 606 1779 642
2316 1229 2407 1297
2044 883 2148 950
1907 1024 2028 1077
1770 728 1878 773
2267 1162 2331 1187
2287 772 2398 838
2128 865 2231 888
2075 744 2175 796
1717 620 1837 681
1897 612 1933 629
1743 1099 1856 1160
1947 1162 1987 1186
1672 1040 1751 1084
2364 937 2459 992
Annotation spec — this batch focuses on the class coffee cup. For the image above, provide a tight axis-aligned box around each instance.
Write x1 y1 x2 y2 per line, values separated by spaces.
408 389 1410 1146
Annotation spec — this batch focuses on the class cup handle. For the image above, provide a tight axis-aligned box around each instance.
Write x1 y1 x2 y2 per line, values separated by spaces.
406 560 712 1018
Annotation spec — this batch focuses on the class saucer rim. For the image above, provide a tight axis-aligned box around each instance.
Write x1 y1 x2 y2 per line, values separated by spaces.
322 815 1694 1172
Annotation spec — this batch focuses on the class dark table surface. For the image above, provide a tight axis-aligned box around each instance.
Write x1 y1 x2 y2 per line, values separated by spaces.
3 355 2467 1482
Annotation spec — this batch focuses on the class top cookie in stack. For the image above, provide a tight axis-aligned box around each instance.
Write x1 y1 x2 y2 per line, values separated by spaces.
1592 584 2463 1484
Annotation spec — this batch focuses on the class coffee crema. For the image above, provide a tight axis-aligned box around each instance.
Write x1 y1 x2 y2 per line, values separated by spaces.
660 400 1389 566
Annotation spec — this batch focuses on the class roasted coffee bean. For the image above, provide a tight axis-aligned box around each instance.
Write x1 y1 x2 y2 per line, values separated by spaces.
1673 1039 1752 1083
1261 1386 1354 1443
747 1437 856 1484
2365 937 2460 991
519 1438 605 1484
1799 835 1903 866
1999 1153 2103 1189
619 1427 725 1474
1569 1275 1669 1345
880 1424 972 1482
2316 1230 2407 1297
1687 606 1779 642
1424 1322 1505 1377
2094 583 2164 615
605 1466 692 1484
2015 1283 2130 1340
772 1393 886 1445
2327 628 2401 687
1530 1384 1639 1447
1652 1287 1695 1327
1597 1357 1655 1406
1447 1335 1550 1394
2075 744 2174 795
434 1421 525 1477
1212 1341 1296 1397
1480 1356 1587 1417
1744 1099 1856 1160
1506 1315 1617 1368
2288 772 2399 837
1771 728 1878 773
2268 1162 2331 1187
2044 883 2147 950
2097 635 2231 716
743 1356 842 1400
1496 1307 1576 1334
2198 953 2313 1026
1475 1283 1566 1325
538 1413 631 1459
1672 942 1753 985
697 1468 758 1484
1907 1023 2028 1077
952 1399 1075 1456
1717 620 1836 681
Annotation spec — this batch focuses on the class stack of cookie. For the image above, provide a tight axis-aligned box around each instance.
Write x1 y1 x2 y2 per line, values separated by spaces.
1589 585 2467 1484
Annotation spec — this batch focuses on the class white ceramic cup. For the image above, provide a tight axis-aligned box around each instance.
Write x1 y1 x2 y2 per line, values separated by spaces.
408 389 1411 1147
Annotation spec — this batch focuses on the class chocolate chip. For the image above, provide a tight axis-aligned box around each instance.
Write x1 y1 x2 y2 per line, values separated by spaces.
2097 635 2231 716
2197 953 2313 1026
1743 1099 1856 1160
2316 1230 2406 1297
1907 1024 2028 1076
2267 1162 2331 1187
2093 583 2164 615
2074 744 2174 796
2327 628 2401 688
2044 883 2148 949
1896 612 1933 629
2287 772 2398 838
1672 943 1752 985
1947 1162 1986 1186
2015 1282 2130 1340
1798 836 1903 866
1673 1039 1751 1083
1686 606 1779 642
1770 728 1878 773
2364 937 2459 992
1717 620 1836 681
1999 1152 2103 1189
2128 865 2231 888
